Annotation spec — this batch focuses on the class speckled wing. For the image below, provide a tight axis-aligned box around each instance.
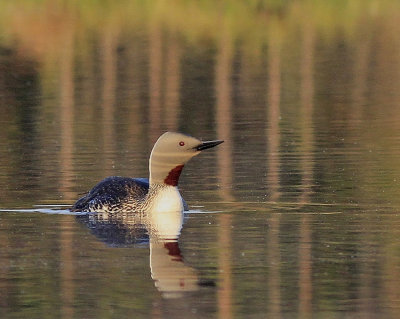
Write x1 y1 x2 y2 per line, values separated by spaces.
70 176 149 212
71 176 189 212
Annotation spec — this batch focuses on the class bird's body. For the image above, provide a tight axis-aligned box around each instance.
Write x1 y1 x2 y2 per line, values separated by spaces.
72 177 151 213
71 132 223 213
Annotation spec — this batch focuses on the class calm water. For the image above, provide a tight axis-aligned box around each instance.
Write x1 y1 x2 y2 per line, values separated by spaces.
1 1 400 318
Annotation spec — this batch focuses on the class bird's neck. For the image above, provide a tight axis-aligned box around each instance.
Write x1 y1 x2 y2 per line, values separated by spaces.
149 155 184 187
146 182 184 214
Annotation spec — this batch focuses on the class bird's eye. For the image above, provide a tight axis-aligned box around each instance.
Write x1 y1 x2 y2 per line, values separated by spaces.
179 141 185 146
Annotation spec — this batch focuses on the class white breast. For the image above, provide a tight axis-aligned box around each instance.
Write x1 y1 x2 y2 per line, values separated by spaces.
149 186 184 214
148 186 184 239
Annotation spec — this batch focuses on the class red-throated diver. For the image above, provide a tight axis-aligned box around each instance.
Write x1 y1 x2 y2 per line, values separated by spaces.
71 132 223 213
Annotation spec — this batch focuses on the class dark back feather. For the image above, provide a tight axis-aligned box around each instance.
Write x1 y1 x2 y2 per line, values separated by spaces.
71 177 149 211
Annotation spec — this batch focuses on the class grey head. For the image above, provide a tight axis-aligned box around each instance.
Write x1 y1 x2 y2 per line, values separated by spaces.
149 132 223 186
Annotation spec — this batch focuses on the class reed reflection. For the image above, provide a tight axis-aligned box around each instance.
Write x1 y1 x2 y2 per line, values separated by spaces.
149 24 163 141
215 27 234 319
298 21 315 318
77 210 201 299
59 26 75 319
266 37 282 317
266 37 281 203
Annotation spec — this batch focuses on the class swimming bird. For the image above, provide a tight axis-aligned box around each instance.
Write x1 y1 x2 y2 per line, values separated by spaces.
71 132 223 213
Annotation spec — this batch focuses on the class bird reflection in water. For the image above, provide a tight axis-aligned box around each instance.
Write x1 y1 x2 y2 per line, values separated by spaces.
76 209 208 298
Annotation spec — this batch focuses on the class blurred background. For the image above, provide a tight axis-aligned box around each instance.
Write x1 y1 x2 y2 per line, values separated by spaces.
1 0 400 206
1 0 400 318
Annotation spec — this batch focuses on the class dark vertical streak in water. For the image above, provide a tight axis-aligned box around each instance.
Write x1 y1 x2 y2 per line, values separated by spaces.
217 214 233 319
60 216 74 319
164 34 181 132
267 213 281 318
0 47 40 202
352 29 382 318
0 219 10 316
180 46 216 133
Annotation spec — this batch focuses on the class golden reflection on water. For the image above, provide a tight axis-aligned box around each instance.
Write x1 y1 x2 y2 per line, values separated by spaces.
215 22 234 319
298 20 315 318
1 1 400 318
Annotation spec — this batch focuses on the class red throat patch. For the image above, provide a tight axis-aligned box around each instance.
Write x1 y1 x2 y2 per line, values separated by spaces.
164 165 184 186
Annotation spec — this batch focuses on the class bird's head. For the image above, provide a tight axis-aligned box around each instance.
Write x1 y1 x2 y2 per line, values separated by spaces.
149 132 223 186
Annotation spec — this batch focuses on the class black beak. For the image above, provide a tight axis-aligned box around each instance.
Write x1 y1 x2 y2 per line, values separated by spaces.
194 140 224 151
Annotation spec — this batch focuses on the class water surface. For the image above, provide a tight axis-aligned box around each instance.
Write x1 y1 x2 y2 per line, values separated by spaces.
1 1 400 318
